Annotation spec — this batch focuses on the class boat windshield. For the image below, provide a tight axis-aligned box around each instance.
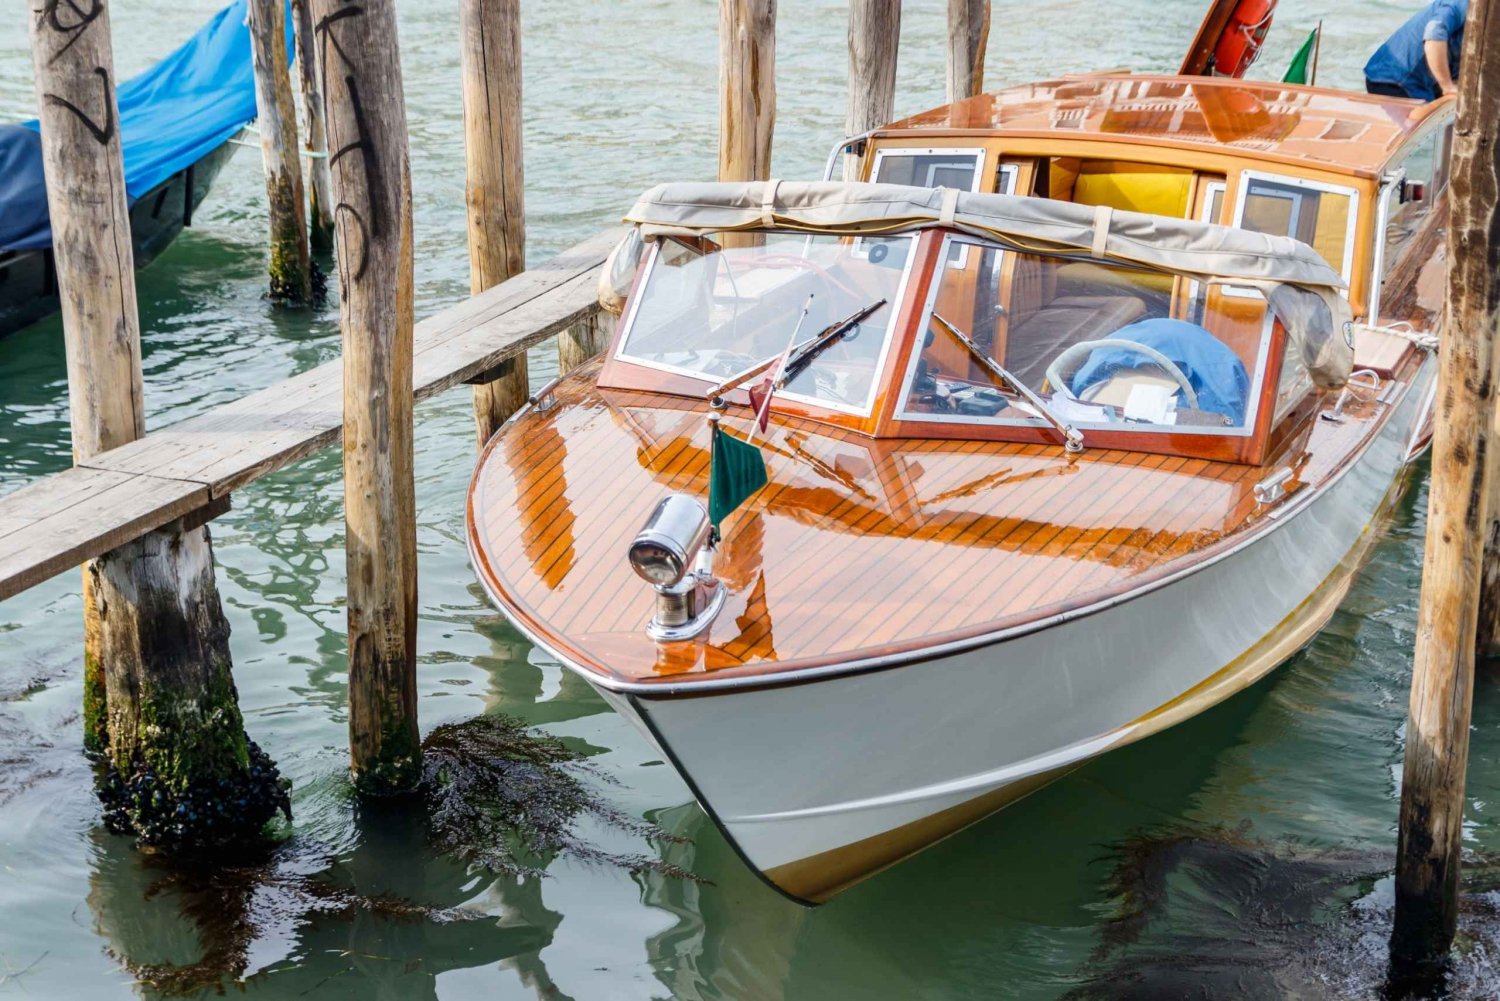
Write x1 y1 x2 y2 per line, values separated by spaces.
616 233 916 414
897 234 1274 435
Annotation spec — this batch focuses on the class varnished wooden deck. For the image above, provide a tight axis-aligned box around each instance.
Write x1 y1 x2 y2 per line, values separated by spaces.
469 357 1406 686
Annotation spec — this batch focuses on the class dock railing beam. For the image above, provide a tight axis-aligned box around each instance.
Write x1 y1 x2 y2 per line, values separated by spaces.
28 0 287 845
248 0 314 303
718 0 776 183
459 0 532 446
291 0 335 251
945 0 989 103
310 0 422 795
845 0 900 180
1391 0 1500 984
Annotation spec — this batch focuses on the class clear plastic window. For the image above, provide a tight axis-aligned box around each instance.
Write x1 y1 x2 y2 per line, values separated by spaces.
898 237 1270 433
872 149 984 190
617 233 915 414
1237 175 1355 279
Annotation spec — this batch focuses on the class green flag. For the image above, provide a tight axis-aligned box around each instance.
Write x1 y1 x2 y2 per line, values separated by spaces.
1283 28 1318 85
708 422 767 530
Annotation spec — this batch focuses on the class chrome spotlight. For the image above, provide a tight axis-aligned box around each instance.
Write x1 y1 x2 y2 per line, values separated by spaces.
628 495 725 641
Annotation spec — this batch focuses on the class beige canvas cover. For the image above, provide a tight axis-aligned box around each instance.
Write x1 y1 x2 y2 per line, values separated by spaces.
619 181 1355 388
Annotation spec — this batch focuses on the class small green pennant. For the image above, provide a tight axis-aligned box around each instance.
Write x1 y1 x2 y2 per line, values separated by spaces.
1283 28 1317 85
708 422 767 530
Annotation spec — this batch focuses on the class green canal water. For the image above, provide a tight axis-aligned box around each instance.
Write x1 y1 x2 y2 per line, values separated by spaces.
4 2 1500 997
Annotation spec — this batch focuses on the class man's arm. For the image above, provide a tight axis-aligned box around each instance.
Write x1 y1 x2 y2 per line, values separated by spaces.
1423 0 1466 96
1425 38 1457 95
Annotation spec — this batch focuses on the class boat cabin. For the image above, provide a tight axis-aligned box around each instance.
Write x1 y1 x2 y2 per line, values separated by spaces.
595 75 1451 468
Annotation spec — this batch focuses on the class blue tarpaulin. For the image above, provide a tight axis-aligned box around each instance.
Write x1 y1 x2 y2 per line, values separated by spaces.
1069 317 1252 424
0 0 289 253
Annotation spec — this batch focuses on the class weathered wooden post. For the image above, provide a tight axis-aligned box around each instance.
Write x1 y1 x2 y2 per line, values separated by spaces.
309 0 421 795
1391 0 1499 979
459 0 531 446
291 0 335 251
248 0 313 303
845 0 900 180
718 0 776 183
946 0 989 103
29 0 286 843
558 312 614 374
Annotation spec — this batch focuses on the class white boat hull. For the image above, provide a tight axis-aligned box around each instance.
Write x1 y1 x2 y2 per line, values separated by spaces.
572 360 1435 903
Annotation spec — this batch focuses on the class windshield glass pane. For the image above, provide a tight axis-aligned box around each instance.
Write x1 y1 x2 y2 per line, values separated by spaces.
898 237 1271 433
618 233 914 414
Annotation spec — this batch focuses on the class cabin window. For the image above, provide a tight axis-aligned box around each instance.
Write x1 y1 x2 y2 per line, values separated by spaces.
1233 172 1358 286
871 147 985 191
896 235 1272 435
616 232 916 416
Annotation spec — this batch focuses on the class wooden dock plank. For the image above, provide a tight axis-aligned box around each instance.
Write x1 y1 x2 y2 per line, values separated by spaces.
0 228 621 599
0 468 209 601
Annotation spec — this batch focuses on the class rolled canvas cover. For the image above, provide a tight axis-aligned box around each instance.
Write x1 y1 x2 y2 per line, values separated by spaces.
622 180 1354 387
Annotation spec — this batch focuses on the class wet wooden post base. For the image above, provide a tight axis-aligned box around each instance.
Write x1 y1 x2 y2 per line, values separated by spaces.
248 0 313 302
718 0 776 183
946 0 990 103
845 0 899 180
309 0 422 795
460 0 531 446
28 0 286 843
291 0 335 251
1391 0 1500 983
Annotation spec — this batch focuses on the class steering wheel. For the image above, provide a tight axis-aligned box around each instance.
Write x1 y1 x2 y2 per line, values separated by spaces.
1043 338 1199 411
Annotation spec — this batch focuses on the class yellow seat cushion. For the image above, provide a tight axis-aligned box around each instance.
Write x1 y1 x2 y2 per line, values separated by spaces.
1072 161 1193 219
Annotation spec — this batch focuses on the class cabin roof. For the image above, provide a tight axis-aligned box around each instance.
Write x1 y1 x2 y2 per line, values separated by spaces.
878 74 1447 175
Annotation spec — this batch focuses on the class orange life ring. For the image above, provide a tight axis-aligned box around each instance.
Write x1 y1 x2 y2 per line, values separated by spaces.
1211 0 1277 78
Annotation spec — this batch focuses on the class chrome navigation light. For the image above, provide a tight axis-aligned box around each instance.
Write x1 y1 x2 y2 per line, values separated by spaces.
628 495 725 641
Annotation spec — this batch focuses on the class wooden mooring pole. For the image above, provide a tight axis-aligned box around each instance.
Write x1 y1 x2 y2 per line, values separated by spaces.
718 0 776 183
248 0 313 303
28 0 287 844
845 0 899 180
459 0 531 446
309 0 421 795
1391 0 1499 983
946 0 990 103
291 0 335 251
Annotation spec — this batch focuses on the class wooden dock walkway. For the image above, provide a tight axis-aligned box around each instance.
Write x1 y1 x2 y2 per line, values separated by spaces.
0 227 619 601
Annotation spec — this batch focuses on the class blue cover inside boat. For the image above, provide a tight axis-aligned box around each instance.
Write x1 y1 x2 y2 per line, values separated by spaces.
0 0 289 253
1069 317 1252 424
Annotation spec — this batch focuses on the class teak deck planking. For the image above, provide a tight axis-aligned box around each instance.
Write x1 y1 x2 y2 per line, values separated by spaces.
468 345 1422 687
0 228 622 601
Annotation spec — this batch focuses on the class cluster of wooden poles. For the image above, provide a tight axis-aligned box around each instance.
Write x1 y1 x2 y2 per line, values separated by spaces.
19 0 997 842
20 0 1500 983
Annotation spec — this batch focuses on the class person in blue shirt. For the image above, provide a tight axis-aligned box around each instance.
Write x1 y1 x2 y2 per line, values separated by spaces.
1364 0 1468 100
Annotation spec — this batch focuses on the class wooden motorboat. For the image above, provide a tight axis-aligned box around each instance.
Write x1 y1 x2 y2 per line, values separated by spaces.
468 75 1450 903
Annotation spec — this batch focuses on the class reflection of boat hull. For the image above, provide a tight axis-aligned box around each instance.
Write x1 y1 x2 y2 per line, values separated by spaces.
0 137 238 339
571 359 1433 903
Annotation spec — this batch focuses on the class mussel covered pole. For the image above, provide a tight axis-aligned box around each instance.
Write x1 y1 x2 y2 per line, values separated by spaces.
946 0 989 103
28 0 287 844
292 0 335 251
248 0 313 302
459 0 531 445
718 0 776 182
845 0 900 180
1392 0 1499 976
309 0 421 794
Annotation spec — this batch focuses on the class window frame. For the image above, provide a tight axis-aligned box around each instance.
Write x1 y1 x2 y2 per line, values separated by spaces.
869 146 988 191
892 232 1277 440
1227 170 1360 300
611 233 921 419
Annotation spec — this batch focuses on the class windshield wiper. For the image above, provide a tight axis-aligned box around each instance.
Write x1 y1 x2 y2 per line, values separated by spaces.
931 312 1084 454
778 298 887 388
